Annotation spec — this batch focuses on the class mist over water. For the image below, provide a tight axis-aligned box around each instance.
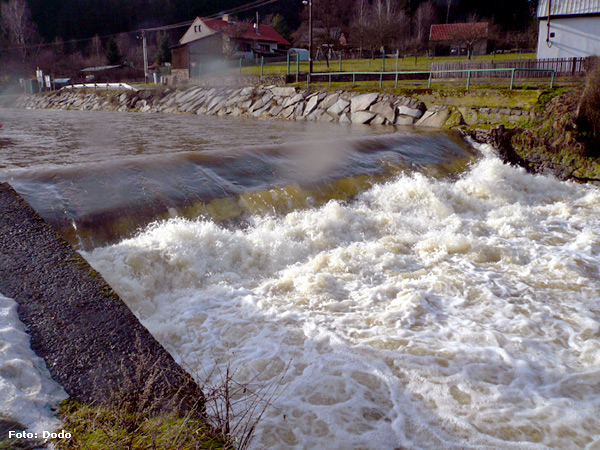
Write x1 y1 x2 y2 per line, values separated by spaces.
2 108 599 448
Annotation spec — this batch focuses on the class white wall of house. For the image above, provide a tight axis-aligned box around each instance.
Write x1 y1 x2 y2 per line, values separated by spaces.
537 16 600 58
180 18 215 45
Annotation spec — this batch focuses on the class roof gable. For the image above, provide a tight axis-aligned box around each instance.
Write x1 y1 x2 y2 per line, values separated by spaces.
538 0 600 18
179 17 216 45
430 22 489 41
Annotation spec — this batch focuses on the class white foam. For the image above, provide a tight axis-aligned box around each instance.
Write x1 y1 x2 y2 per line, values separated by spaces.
0 293 67 434
85 148 600 449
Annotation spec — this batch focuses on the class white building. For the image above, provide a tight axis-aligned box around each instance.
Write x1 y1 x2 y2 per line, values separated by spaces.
537 0 600 59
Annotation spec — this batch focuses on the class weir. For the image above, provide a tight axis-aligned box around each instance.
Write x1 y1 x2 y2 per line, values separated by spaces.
5 131 477 249
0 182 203 410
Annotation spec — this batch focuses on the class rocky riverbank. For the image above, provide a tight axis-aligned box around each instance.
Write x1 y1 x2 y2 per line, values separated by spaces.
9 85 427 126
468 88 600 184
5 83 542 130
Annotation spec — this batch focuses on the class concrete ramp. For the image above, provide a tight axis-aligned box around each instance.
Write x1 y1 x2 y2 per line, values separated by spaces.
0 182 202 410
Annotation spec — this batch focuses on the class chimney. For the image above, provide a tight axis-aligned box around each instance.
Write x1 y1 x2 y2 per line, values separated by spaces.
254 12 260 35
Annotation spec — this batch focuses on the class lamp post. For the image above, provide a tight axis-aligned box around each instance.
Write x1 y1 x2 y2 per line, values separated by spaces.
137 31 149 83
302 0 313 74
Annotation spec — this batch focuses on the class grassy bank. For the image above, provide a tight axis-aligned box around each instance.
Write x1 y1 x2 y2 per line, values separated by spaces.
241 53 537 76
53 400 228 450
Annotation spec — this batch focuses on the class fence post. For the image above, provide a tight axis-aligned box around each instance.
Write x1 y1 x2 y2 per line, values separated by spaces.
466 70 471 90
329 73 332 88
261 56 264 76
550 70 555 89
396 50 399 72
510 68 516 90
382 49 386 72
395 71 398 89
287 53 290 75
296 54 300 80
307 73 310 89
379 72 383 89
428 71 432 89
239 58 242 75
339 53 342 72
353 72 356 87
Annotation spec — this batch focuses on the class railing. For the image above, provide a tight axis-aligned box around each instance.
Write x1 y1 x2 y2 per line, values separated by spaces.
305 68 556 90
431 57 585 78
60 83 139 92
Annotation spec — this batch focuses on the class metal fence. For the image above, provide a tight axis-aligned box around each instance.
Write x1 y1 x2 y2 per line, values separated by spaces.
306 68 556 90
431 57 585 78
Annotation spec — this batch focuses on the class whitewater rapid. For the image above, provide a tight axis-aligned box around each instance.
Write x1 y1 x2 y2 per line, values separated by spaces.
84 146 600 449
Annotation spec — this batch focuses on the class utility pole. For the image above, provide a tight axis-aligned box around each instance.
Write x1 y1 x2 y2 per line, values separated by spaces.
309 0 313 74
303 0 313 74
142 30 149 83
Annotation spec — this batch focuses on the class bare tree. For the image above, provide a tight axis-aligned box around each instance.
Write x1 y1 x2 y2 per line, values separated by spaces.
90 35 103 65
369 0 408 55
0 0 37 61
444 0 452 24
222 21 250 59
350 0 371 58
445 21 489 60
414 1 437 44
312 0 352 65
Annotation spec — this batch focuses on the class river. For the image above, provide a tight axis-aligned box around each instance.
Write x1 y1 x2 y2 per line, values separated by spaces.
1 107 599 449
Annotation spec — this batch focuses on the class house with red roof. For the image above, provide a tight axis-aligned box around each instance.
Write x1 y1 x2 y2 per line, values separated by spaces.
429 22 489 57
171 15 291 79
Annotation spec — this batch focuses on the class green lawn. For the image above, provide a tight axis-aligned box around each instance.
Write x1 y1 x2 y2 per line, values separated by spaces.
241 52 537 76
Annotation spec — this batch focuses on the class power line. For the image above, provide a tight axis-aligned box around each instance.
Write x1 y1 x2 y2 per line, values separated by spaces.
205 0 280 18
0 0 282 53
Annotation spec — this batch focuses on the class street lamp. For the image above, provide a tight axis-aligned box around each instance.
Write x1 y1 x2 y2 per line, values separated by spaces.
302 0 313 74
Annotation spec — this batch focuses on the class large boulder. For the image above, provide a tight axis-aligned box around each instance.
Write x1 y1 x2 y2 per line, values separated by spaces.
303 93 326 116
351 111 376 124
351 93 379 113
370 101 395 123
415 106 450 128
397 105 424 119
270 86 297 97
327 99 350 116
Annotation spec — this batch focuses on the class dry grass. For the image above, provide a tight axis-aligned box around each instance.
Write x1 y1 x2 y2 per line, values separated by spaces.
576 57 600 156
52 346 289 450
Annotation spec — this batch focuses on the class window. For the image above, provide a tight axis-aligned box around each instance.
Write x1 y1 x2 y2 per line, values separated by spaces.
260 44 269 51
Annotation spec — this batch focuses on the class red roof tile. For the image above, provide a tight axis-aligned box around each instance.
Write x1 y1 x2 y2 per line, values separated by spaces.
203 18 291 46
430 22 489 41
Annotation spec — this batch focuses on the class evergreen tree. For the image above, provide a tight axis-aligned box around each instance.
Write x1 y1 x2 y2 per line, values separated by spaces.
156 33 171 65
105 37 122 65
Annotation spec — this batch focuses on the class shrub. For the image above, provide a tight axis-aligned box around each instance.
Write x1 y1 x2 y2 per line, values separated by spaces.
576 57 600 156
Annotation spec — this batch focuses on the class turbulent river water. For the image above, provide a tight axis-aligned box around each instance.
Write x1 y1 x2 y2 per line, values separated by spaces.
1 107 600 449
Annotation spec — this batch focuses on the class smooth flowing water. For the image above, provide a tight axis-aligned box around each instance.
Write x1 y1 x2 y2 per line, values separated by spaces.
1 108 599 449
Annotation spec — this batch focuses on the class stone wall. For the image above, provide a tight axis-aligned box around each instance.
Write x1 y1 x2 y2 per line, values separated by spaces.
11 85 435 126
